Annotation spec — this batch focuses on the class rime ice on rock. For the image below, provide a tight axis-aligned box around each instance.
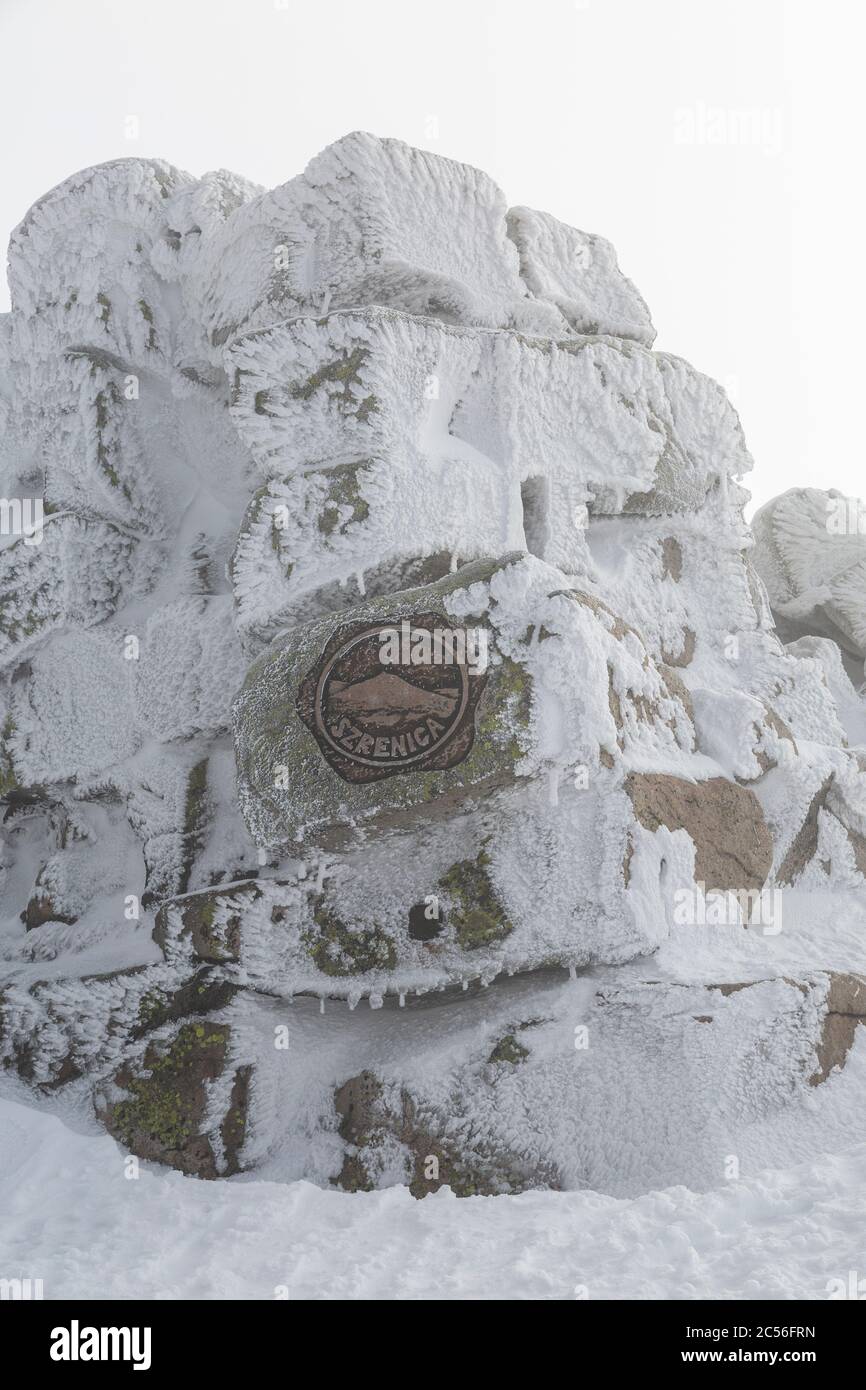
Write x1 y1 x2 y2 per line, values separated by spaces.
192 132 568 356
2 135 866 1193
506 205 656 345
752 487 866 676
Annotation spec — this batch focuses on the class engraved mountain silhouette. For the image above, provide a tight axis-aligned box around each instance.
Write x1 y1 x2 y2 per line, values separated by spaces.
328 672 459 726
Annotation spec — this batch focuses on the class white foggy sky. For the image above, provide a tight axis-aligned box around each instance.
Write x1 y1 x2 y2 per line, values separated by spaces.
1 0 863 513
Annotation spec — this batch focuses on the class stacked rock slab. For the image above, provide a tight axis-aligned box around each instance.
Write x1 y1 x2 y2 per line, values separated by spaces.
2 135 866 1192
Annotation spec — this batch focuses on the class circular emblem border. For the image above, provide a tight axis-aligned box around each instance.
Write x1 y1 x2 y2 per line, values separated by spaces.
312 621 472 771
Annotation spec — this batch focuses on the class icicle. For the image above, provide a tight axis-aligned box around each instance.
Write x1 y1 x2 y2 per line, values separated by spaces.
462 979 469 991
398 991 406 1008
319 996 325 1014
568 963 577 981
355 568 366 596
369 992 384 1010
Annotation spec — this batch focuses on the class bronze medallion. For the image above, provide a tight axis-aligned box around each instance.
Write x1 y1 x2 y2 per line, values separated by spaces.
297 613 489 784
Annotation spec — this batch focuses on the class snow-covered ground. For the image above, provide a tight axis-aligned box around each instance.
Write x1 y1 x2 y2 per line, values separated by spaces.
1 1091 863 1300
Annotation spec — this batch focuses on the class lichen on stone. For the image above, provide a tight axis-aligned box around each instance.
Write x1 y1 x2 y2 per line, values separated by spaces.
438 847 513 951
487 1032 529 1065
153 882 257 964
289 346 378 422
304 896 397 976
138 298 156 349
317 460 371 537
477 654 532 761
102 1021 233 1178
179 758 209 894
0 714 19 796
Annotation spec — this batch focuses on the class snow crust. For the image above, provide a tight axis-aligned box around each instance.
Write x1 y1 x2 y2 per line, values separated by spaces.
2 1089 865 1300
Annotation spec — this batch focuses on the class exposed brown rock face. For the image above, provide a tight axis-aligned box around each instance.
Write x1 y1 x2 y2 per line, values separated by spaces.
763 705 797 753
810 973 866 1085
660 536 683 581
626 772 774 893
848 829 866 877
153 881 261 963
131 968 239 1040
333 1069 548 1200
659 665 697 749
23 894 76 931
777 775 835 886
699 973 866 1087
661 625 696 668
752 705 798 776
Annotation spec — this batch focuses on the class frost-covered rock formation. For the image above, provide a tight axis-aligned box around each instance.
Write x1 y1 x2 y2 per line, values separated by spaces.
2 135 866 1197
752 487 866 682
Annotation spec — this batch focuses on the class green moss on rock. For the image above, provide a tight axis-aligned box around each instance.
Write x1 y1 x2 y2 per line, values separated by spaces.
102 1022 231 1178
0 574 55 648
138 299 156 349
289 346 378 422
179 758 209 895
134 968 238 1038
94 381 132 499
153 880 259 963
221 1064 252 1172
487 1033 529 1065
305 897 397 976
317 461 371 537
231 483 294 582
0 715 18 796
439 848 513 951
99 1019 252 1181
477 655 532 761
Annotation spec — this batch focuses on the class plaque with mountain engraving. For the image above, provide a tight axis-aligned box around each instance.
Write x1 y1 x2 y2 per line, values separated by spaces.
296 614 489 783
